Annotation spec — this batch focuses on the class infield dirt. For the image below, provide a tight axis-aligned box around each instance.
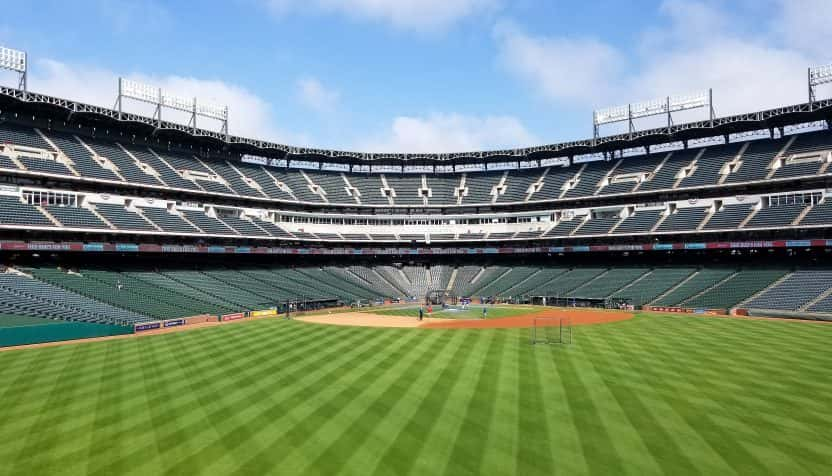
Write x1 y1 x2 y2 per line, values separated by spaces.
298 308 634 329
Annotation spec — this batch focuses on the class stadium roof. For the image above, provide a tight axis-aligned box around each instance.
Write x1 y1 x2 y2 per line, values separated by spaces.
2 85 832 165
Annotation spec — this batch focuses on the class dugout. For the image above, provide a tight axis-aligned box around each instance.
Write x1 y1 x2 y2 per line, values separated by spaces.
280 297 340 314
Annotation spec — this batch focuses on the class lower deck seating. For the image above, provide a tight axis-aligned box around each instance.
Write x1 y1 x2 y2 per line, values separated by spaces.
0 273 149 325
744 271 832 311
611 268 697 306
569 268 649 298
651 268 736 306
1 264 828 327
681 269 788 309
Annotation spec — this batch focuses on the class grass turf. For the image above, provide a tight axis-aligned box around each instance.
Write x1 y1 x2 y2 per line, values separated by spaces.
0 313 830 475
368 304 540 320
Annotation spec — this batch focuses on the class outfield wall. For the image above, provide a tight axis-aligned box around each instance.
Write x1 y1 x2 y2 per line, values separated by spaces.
0 320 133 347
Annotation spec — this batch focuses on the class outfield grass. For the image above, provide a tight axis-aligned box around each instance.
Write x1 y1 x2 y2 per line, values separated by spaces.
369 304 540 320
0 313 830 475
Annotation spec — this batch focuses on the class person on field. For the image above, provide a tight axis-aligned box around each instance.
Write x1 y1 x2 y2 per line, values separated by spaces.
482 307 487 319
418 306 423 321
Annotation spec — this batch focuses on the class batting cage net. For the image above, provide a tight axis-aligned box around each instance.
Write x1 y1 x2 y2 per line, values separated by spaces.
425 289 459 306
529 317 573 345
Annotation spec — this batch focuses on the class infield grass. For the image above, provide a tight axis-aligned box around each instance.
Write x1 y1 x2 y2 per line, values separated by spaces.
0 313 830 475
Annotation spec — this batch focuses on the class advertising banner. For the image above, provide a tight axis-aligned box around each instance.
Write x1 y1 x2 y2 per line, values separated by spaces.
135 322 161 332
250 309 278 318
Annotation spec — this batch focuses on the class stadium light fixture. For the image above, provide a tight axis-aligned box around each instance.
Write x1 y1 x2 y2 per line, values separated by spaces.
808 63 832 108
0 45 27 92
593 89 714 139
115 77 229 139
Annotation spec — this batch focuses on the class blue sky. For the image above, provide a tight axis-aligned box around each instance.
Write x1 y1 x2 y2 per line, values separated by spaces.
1 0 830 152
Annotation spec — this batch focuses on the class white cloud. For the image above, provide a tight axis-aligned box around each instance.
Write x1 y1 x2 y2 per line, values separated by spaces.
266 0 500 32
296 77 340 113
359 113 538 153
494 21 623 106
774 0 832 58
28 59 305 144
495 0 831 122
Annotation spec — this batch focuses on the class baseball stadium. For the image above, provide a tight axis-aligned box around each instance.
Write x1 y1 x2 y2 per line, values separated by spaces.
2 5 832 474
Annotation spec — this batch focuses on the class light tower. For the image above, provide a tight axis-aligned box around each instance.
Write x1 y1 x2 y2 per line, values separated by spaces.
0 45 27 96
593 89 714 139
114 77 229 140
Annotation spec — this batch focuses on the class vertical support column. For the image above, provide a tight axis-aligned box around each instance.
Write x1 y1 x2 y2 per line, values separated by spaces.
156 87 163 128
20 51 27 98
809 67 814 110
709 88 715 125
117 78 122 120
192 97 198 134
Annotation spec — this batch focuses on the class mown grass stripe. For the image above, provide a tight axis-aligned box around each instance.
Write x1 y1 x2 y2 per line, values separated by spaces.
407 329 493 476
227 327 425 474
163 324 407 475
477 328 520 476
313 330 459 474
440 329 504 476
579 330 712 475
367 330 474 476
8 343 102 474
66 321 348 475
553 338 627 475
246 328 438 474
6 323 289 456
513 330 556 476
